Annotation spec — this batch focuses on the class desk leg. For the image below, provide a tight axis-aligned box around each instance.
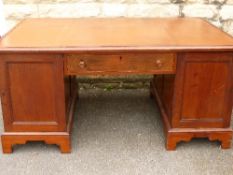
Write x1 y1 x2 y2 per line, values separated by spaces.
1 135 71 154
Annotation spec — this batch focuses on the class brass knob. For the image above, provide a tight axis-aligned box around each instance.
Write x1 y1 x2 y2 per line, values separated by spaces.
79 60 85 68
156 59 162 68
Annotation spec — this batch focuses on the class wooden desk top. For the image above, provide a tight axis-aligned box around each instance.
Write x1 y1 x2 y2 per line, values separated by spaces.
0 18 233 52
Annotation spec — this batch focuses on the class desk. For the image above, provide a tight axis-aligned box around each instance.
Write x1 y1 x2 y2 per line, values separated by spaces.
0 18 232 153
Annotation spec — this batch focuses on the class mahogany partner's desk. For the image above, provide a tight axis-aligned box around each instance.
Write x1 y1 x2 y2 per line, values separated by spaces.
0 18 233 153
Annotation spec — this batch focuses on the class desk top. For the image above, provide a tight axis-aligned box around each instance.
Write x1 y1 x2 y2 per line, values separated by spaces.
0 18 233 52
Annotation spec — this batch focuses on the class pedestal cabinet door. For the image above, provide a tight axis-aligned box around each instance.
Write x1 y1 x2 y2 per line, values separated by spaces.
0 54 66 132
173 53 233 128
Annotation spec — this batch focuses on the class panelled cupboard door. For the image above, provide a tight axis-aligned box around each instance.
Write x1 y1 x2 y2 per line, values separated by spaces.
0 54 66 132
173 52 233 128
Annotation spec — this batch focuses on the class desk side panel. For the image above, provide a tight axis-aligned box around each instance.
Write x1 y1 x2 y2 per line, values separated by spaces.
152 74 175 124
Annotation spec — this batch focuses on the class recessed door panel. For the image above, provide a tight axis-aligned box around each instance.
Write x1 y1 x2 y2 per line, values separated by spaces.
173 53 233 128
0 54 66 132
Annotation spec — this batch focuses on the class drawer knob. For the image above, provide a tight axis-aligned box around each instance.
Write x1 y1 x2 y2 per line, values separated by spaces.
79 60 86 68
156 59 163 68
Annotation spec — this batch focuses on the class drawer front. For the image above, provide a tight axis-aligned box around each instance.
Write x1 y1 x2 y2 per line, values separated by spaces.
65 53 176 75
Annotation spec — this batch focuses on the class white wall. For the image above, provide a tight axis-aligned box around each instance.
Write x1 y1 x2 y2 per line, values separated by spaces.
0 0 6 36
2 0 233 36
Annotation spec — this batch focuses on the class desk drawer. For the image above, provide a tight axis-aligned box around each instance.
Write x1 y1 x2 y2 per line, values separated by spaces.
65 53 176 75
